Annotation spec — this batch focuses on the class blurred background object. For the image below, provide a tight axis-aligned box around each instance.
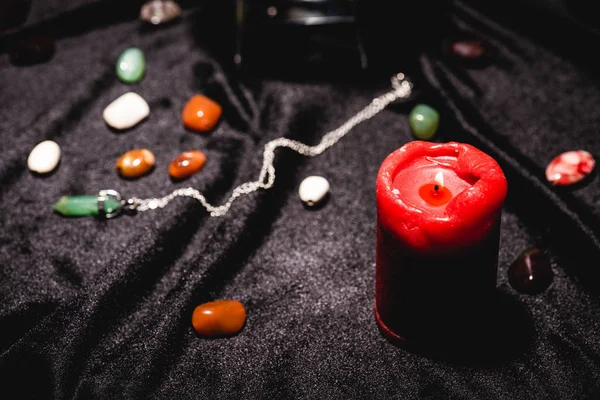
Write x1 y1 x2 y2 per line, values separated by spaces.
234 0 365 79
233 0 451 80
139 0 182 25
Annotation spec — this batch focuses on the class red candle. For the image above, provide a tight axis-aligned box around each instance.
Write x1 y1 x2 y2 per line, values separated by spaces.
375 141 507 344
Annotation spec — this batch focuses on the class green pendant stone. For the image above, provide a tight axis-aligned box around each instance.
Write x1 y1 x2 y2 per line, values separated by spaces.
116 48 145 83
53 195 120 217
409 104 440 140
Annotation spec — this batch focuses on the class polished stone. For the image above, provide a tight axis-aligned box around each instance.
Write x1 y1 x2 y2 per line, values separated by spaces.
409 104 439 140
192 300 246 337
169 150 206 179
442 36 491 67
116 149 155 178
53 195 120 217
116 48 146 84
507 248 553 294
451 40 486 59
298 176 330 207
140 0 181 25
103 92 150 130
545 150 595 186
182 95 222 132
28 140 60 174
9 36 55 66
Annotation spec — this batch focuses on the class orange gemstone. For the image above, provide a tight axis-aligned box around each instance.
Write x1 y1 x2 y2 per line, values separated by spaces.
115 148 155 178
192 300 246 337
182 94 222 132
169 150 206 179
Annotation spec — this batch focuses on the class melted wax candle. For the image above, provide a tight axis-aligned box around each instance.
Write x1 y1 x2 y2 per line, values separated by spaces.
375 141 508 345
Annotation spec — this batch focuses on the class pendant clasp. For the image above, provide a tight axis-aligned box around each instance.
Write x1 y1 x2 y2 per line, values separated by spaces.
97 189 123 219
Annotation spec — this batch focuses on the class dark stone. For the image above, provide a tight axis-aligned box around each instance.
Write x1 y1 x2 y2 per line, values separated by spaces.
9 36 55 66
508 248 553 294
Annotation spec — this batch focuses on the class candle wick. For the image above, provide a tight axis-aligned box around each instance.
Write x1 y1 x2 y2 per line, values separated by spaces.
434 185 439 191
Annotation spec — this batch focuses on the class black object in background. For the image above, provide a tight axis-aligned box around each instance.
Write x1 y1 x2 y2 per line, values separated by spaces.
234 0 451 80
355 0 452 75
234 0 365 79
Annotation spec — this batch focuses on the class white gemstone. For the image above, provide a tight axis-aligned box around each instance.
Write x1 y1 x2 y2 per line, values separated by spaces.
27 140 61 174
298 176 330 206
103 92 150 130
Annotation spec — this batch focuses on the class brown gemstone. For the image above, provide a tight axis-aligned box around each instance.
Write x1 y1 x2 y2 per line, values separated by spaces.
192 300 246 337
545 150 595 186
169 150 206 179
115 149 155 178
182 95 222 132
507 248 553 294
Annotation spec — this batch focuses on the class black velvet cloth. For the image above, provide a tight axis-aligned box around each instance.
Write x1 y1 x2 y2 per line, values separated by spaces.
1 0 600 398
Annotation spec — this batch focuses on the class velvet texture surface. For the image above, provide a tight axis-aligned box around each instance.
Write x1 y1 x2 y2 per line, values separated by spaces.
1 0 600 398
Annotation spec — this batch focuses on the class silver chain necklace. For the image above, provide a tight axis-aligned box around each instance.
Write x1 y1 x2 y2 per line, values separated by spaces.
78 73 412 219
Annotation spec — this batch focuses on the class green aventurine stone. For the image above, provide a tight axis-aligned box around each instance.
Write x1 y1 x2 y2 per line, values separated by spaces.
116 48 145 83
409 104 440 140
53 195 120 217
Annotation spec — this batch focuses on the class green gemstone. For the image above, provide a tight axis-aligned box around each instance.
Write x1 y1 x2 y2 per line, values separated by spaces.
53 195 120 217
116 48 145 83
409 104 440 140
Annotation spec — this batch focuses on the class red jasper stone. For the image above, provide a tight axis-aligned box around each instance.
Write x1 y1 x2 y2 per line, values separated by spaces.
507 248 553 294
169 150 206 179
545 150 595 186
182 95 222 132
192 300 246 337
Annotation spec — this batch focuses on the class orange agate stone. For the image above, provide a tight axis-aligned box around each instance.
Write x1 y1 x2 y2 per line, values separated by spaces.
115 148 155 178
182 94 222 132
169 150 206 179
192 300 246 337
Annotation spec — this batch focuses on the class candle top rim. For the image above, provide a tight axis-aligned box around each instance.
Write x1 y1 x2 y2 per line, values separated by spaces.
376 141 508 249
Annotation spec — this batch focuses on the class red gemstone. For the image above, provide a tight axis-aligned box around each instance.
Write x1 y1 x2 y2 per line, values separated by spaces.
545 150 595 186
182 95 222 132
507 248 553 294
169 150 206 179
191 300 246 337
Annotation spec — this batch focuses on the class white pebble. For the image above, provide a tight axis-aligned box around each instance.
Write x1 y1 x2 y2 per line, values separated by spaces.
103 92 150 130
299 176 330 207
27 140 61 174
